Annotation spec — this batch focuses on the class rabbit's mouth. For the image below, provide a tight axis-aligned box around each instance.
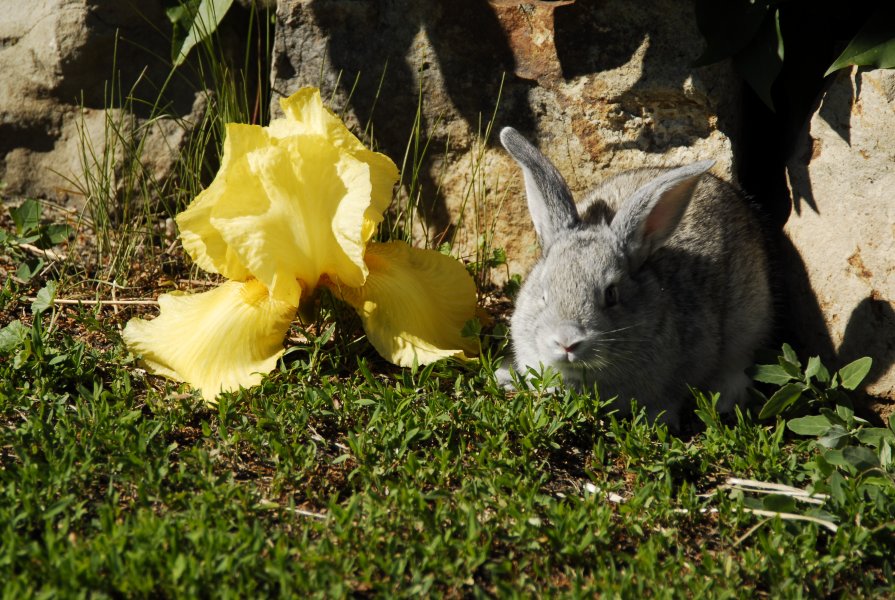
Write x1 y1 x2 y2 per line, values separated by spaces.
545 342 616 384
545 346 598 376
545 323 591 364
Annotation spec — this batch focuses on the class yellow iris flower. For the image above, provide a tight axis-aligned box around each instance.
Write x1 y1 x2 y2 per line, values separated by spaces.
123 88 478 402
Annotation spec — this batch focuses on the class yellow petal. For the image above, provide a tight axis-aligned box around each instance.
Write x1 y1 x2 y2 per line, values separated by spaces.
273 88 398 242
177 90 399 305
122 280 296 403
176 124 269 281
335 241 479 366
208 135 376 304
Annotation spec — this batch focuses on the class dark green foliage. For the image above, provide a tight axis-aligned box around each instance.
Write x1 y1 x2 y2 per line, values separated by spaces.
694 0 895 109
752 344 873 420
826 4 895 75
0 200 72 283
1 300 893 595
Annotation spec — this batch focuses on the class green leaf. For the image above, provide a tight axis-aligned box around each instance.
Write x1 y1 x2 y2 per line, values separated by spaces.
31 281 58 315
172 0 234 67
331 453 351 465
48 354 69 366
838 357 872 390
43 224 73 246
835 402 855 423
825 6 895 76
818 424 850 449
822 448 848 468
317 323 335 346
761 493 798 514
819 407 846 427
777 357 803 379
171 554 188 581
119 410 143 426
16 257 44 282
859 476 895 493
813 451 834 477
10 199 41 236
43 497 73 520
490 247 508 267
461 318 482 339
781 343 800 370
880 439 892 468
855 427 895 448
692 0 771 66
0 320 29 353
841 445 880 472
787 415 833 437
828 471 846 505
16 233 41 245
758 383 804 419
805 356 830 384
733 8 784 110
750 363 794 385
403 427 421 446
166 4 191 25
804 507 839 524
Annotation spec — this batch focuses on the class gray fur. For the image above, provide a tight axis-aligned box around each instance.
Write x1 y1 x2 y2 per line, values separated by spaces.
499 127 578 251
499 127 772 428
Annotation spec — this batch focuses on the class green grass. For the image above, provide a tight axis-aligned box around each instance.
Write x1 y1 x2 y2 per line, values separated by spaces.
1 282 894 597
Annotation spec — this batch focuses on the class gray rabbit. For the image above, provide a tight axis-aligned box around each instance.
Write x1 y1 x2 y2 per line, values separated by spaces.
498 127 772 428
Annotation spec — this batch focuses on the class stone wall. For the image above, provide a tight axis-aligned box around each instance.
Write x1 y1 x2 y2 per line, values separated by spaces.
784 67 895 406
270 0 740 279
0 0 203 206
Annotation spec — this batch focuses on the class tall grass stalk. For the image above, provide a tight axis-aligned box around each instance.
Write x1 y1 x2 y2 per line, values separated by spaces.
69 1 273 284
449 74 509 290
371 63 508 291
389 63 443 246
72 43 165 282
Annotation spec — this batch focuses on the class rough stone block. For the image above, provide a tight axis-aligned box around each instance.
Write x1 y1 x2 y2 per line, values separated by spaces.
785 67 895 405
269 0 740 281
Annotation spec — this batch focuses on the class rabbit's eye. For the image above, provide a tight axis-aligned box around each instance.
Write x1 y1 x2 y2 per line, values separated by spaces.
604 284 619 308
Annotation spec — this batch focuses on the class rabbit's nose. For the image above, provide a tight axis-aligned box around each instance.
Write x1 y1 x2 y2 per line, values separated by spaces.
557 339 580 353
551 324 586 359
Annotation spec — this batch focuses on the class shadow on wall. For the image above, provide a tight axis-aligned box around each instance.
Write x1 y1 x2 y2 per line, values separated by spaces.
309 0 535 239
553 1 737 154
305 0 734 237
771 223 894 418
840 297 895 391
785 74 859 218
780 70 895 410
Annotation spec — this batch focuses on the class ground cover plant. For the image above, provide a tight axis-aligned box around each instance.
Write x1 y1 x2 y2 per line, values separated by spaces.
2 8 895 596
2 268 895 596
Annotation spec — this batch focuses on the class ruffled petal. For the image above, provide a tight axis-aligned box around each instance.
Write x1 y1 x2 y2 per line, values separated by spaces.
176 124 273 281
176 89 399 306
273 88 398 242
122 280 296 402
334 241 478 366
207 135 375 304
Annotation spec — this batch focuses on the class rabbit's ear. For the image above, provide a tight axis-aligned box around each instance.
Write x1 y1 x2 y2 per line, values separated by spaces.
612 160 715 269
500 127 578 252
